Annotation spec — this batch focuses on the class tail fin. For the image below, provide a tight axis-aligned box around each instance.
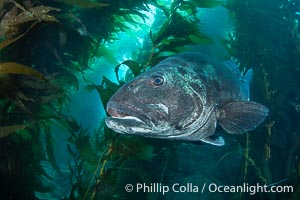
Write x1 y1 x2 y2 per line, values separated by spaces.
223 60 253 101
240 69 253 101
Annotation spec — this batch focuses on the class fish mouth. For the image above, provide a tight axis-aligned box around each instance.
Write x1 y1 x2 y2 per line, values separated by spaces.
108 108 129 118
107 107 145 124
106 101 149 125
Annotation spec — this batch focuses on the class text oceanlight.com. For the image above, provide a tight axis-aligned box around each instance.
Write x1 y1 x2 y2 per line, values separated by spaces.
124 183 294 195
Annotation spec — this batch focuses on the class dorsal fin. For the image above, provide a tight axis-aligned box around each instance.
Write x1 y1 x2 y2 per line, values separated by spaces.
223 60 241 78
223 60 253 101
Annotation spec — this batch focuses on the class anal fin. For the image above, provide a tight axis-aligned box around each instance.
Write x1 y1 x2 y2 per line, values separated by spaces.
201 136 225 146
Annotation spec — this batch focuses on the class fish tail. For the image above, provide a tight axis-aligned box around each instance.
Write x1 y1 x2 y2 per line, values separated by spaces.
240 69 253 101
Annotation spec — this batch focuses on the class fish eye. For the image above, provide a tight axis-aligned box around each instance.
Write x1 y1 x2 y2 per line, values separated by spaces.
150 75 164 86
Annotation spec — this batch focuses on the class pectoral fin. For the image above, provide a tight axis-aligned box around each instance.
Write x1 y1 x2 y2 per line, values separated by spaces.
201 136 225 146
218 101 269 134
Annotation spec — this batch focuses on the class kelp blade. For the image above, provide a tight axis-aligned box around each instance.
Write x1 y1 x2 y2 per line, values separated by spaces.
0 125 27 138
45 127 63 176
0 21 39 50
0 62 46 80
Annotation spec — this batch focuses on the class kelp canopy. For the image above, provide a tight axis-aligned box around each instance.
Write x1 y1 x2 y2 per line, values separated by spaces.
0 0 299 199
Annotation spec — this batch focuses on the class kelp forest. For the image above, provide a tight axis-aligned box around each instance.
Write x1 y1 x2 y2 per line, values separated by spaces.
0 0 299 199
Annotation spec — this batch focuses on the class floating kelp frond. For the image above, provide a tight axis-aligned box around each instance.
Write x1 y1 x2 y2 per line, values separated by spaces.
26 6 60 21
0 80 35 112
54 0 109 9
0 4 60 38
44 126 63 176
115 60 141 83
0 21 38 49
0 124 27 138
0 62 46 80
86 77 120 109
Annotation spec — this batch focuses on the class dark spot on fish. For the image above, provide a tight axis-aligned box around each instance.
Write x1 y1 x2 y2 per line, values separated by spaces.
177 67 188 76
190 82 203 93
175 124 183 130
128 84 134 91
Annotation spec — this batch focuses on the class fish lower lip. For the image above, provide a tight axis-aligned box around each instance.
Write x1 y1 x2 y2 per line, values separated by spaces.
108 115 145 124
108 108 128 117
107 108 145 124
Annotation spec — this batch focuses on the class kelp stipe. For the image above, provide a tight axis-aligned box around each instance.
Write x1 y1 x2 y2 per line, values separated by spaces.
224 0 300 199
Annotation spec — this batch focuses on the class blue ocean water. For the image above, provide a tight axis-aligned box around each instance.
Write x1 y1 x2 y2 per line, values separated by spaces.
0 0 299 200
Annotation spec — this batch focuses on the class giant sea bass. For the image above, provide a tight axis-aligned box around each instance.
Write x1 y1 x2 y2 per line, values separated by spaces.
106 52 269 146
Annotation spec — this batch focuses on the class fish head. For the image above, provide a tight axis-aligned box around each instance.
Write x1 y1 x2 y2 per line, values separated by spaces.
105 61 204 138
